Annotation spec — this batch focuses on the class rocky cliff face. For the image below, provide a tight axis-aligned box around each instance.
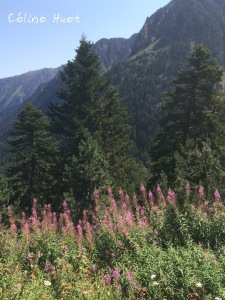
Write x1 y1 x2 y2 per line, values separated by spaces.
92 34 138 73
131 0 225 63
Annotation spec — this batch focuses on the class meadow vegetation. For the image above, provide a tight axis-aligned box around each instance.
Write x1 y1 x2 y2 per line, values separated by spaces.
0 185 225 299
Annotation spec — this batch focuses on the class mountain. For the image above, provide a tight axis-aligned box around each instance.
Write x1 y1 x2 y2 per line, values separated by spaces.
2 0 225 164
0 35 138 141
109 0 225 163
0 68 59 111
92 34 138 73
131 0 225 61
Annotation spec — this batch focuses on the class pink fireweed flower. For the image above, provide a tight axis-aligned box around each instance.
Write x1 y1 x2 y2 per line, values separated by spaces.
126 270 134 277
33 198 37 206
149 191 154 199
20 212 26 227
140 207 145 216
76 223 83 248
112 269 120 279
53 212 57 224
167 189 175 200
103 274 111 283
110 198 118 217
132 194 138 210
140 184 147 200
92 265 97 272
156 185 162 194
156 185 166 205
119 188 124 197
148 191 154 201
93 188 99 198
122 202 127 210
117 215 124 228
140 184 146 192
125 210 133 225
126 270 137 287
7 205 14 224
148 191 154 207
22 223 30 236
83 210 87 222
214 189 221 201
9 223 17 236
118 241 124 248
28 216 36 223
140 216 148 228
108 187 113 196
117 284 122 291
153 230 159 236
63 201 68 212
185 182 190 190
211 254 216 260
198 186 204 197
85 221 94 247
125 193 130 200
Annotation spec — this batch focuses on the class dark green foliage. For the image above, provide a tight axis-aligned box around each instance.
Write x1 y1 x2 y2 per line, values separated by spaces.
150 45 225 191
174 139 225 197
7 103 58 210
63 132 112 216
109 51 170 165
48 37 137 211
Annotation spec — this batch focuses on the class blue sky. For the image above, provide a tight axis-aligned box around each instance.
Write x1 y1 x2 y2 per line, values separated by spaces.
0 0 170 79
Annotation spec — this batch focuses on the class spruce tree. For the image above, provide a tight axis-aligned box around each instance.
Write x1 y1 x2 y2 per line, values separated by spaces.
63 131 112 216
7 103 58 210
150 45 225 189
48 36 136 208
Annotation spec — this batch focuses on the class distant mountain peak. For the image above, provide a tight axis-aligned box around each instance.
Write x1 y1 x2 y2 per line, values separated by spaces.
130 0 225 62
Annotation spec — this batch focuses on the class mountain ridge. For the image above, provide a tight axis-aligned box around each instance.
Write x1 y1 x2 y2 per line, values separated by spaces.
1 0 225 163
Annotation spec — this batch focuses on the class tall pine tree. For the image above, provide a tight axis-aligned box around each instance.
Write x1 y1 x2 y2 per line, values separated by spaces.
48 36 136 209
7 103 58 210
150 45 225 190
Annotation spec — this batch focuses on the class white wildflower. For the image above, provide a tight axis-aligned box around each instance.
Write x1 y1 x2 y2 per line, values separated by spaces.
44 280 51 286
196 282 202 288
151 274 156 279
153 281 159 286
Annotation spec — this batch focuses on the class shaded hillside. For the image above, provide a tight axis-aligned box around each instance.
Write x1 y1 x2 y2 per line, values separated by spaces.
0 68 59 112
109 0 225 163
